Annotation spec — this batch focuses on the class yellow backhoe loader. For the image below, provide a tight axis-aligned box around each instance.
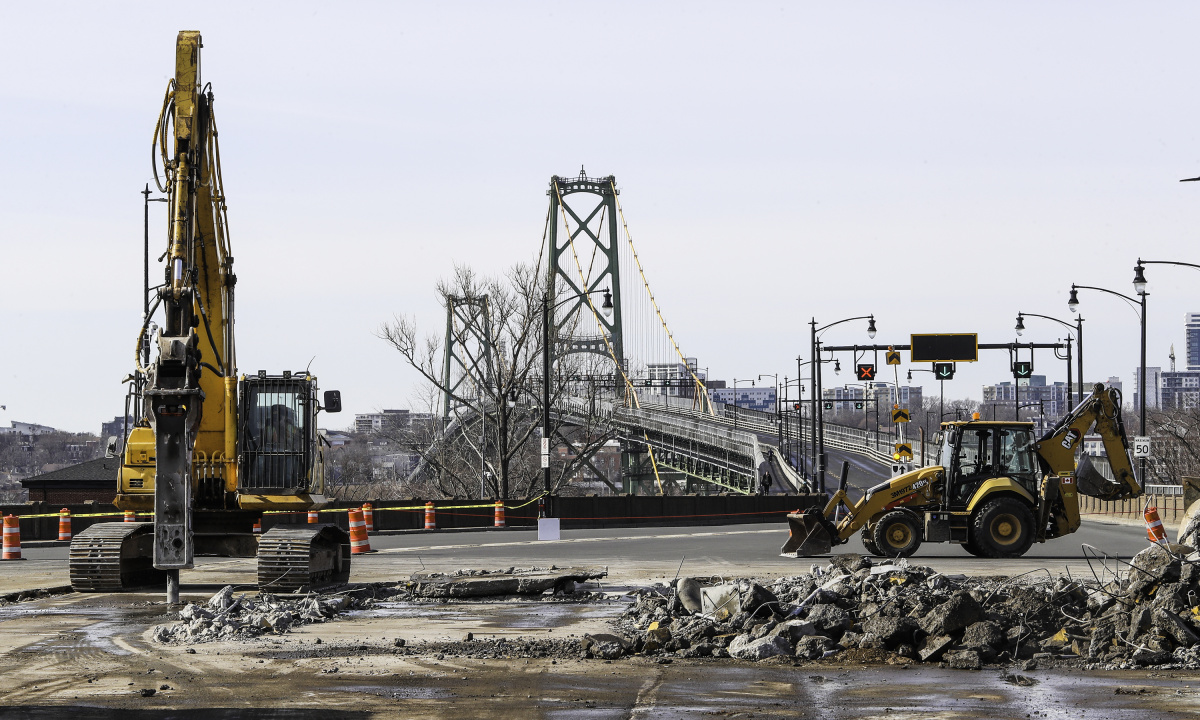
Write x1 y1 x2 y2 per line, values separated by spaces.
68 32 349 600
783 383 1139 558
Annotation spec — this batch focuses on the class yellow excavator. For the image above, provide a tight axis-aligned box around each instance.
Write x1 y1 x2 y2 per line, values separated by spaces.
783 383 1139 558
69 31 350 600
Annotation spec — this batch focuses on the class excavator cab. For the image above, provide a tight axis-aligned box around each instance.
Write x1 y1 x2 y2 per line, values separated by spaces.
239 373 316 494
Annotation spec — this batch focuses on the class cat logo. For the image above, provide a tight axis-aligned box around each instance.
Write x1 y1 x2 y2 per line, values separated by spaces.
1061 428 1081 450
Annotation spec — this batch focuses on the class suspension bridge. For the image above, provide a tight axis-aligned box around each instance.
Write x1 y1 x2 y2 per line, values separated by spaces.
428 169 912 498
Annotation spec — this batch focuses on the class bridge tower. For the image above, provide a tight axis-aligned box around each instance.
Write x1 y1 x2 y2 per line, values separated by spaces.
440 294 495 420
547 170 625 367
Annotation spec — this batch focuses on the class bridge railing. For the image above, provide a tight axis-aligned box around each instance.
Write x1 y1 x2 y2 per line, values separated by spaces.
639 397 939 469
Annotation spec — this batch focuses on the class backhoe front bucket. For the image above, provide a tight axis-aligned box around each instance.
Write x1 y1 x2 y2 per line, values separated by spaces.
781 509 833 557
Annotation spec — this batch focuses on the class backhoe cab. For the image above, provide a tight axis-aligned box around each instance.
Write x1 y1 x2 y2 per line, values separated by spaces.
782 383 1137 559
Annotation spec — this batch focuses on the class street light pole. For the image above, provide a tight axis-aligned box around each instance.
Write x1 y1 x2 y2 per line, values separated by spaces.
811 314 875 494
542 287 613 513
1069 281 1146 479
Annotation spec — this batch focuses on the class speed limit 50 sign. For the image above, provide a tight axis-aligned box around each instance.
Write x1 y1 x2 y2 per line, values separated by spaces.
1132 436 1152 459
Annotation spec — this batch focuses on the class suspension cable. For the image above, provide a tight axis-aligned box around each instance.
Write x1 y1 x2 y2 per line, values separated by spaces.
611 181 712 414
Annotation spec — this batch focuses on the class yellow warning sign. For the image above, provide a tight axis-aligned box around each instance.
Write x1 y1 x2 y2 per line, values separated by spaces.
892 408 910 423
886 349 901 365
895 443 913 459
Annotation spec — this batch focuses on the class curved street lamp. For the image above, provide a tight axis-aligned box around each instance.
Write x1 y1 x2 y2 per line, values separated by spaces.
1067 280 1146 481
1015 311 1082 409
809 314 876 493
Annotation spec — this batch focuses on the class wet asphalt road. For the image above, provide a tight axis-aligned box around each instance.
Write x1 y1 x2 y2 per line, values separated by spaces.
15 517 1150 588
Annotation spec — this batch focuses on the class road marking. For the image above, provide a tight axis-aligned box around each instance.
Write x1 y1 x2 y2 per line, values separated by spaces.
373 528 783 555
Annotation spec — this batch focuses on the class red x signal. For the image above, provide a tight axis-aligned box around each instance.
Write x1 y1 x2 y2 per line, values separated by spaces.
856 364 876 381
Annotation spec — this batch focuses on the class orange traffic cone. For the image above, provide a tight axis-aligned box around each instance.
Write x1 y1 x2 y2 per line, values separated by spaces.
58 508 72 541
363 503 374 532
123 510 135 523
2 515 22 560
1146 504 1167 543
494 500 506 528
308 510 318 524
349 508 372 554
424 501 436 530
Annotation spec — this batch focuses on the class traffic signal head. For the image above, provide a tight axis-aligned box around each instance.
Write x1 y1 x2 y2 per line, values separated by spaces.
793 403 801 411
854 401 864 410
933 362 955 380
856 364 876 381
1013 361 1033 379
823 402 834 410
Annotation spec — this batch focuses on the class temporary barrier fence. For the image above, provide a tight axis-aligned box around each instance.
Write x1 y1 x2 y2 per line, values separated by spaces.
1 493 823 540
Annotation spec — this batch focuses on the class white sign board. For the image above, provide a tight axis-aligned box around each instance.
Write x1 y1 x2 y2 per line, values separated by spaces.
540 438 550 468
1133 436 1152 459
537 517 560 541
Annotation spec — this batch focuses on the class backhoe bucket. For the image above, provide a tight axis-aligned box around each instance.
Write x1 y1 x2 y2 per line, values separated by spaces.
1074 453 1125 500
781 510 833 557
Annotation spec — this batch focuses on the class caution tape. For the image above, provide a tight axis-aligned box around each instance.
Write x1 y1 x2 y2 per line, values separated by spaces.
2 511 150 520
263 493 548 516
5 494 550 520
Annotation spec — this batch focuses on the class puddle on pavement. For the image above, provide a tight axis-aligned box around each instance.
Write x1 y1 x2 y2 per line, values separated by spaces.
340 683 452 700
0 595 169 657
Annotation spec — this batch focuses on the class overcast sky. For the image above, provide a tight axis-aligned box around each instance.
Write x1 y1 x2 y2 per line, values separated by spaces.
3 2 1200 433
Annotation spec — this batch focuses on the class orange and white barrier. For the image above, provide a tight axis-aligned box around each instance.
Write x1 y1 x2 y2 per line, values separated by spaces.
123 510 135 523
58 508 72 541
1146 504 1167 543
2 515 21 560
424 502 436 530
362 503 374 533
348 508 371 554
494 500 506 528
252 519 262 535
308 511 318 524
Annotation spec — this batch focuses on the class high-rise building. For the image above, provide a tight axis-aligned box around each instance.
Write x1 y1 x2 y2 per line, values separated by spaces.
1133 367 1162 410
982 375 1070 420
1187 313 1200 371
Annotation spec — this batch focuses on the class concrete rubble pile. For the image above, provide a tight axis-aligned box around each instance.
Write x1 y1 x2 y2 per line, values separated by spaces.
607 547 1200 669
152 584 398 644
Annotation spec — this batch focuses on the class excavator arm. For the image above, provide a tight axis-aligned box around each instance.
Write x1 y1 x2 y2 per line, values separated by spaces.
1032 383 1140 501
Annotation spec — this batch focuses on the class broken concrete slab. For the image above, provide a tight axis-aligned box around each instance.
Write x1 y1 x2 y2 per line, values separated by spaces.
795 635 835 660
728 632 792 661
409 567 606 598
919 590 982 636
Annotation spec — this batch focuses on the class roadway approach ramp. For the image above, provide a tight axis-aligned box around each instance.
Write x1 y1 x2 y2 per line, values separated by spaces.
613 406 810 494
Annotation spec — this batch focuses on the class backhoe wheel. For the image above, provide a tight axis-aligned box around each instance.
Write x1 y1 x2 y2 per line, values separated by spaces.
872 510 922 558
971 497 1035 558
860 525 881 556
962 536 986 557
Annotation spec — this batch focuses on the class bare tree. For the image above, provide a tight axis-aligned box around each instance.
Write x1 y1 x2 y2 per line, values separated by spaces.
379 263 621 500
1145 405 1200 484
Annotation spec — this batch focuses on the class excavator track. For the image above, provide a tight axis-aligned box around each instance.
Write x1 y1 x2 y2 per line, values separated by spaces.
69 522 168 592
257 525 351 593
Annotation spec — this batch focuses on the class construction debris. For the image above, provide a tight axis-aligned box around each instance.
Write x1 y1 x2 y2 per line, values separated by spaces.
609 546 1200 669
409 566 606 598
151 584 398 644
